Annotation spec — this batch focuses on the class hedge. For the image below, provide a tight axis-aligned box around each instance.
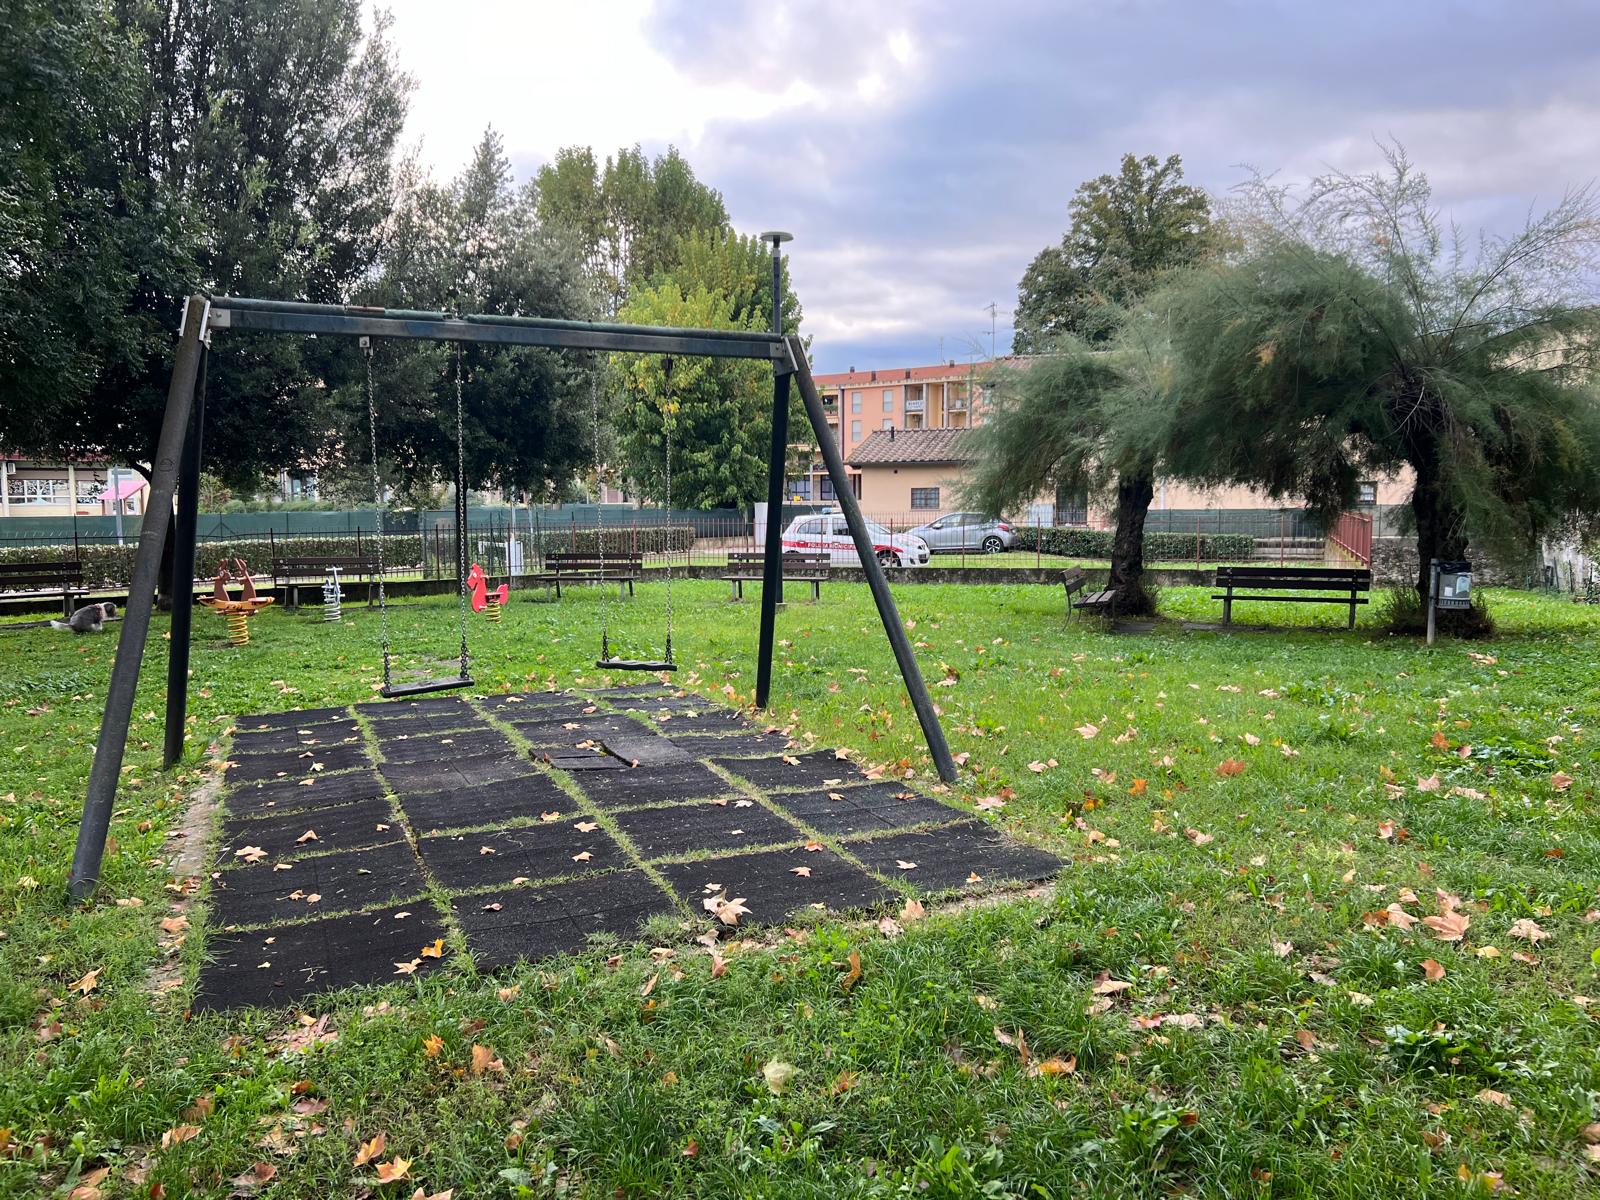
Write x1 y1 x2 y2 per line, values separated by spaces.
1013 525 1257 563
531 526 694 557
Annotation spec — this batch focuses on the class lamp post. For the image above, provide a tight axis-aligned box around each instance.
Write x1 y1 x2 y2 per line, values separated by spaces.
108 466 124 545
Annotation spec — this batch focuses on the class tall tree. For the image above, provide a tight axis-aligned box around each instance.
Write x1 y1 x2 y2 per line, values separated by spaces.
1013 153 1216 352
605 228 806 510
534 144 728 313
332 131 599 504
0 0 411 494
965 314 1182 615
1167 146 1600 626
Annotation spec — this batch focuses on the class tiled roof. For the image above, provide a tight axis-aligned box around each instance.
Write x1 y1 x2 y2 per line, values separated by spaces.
846 428 979 467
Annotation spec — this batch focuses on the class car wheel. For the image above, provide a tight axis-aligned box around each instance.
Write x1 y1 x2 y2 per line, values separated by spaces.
982 536 1004 554
876 550 901 568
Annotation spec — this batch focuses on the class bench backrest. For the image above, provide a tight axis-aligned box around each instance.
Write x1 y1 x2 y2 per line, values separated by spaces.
727 551 831 570
1061 567 1088 588
546 553 644 573
0 560 84 582
273 557 378 574
1215 565 1371 590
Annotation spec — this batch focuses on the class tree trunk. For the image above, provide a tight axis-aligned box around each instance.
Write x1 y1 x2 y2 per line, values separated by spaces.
1108 473 1157 616
1407 431 1479 635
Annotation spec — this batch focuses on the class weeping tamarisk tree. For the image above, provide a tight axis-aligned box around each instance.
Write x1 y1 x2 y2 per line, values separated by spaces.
1168 147 1600 630
966 315 1183 616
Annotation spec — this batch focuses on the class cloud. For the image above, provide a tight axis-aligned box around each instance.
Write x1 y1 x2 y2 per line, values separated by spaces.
374 0 1600 371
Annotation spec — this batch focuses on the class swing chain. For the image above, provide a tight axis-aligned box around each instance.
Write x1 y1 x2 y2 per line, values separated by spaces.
455 341 470 678
364 337 392 690
591 358 609 660
662 356 674 665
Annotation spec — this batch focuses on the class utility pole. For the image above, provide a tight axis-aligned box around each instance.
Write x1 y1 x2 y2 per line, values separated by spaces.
983 302 999 360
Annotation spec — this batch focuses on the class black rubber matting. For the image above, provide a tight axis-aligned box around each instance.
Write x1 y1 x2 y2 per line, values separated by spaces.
417 821 624 890
380 751 538 793
219 795 398 861
611 799 805 860
209 839 428 927
375 727 513 763
194 904 449 1011
711 751 876 791
848 820 1064 892
777 784 964 839
224 741 370 783
453 870 676 971
198 688 1064 1008
399 773 574 834
224 770 388 818
659 846 895 921
229 722 362 756
573 761 738 806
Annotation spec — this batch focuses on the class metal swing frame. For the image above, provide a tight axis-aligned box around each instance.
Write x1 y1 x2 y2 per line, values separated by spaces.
66 290 958 899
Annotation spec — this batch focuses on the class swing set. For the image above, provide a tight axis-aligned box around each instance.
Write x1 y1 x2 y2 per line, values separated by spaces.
67 257 958 900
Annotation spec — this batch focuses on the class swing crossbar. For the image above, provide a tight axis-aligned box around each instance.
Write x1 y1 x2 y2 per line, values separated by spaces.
596 657 677 673
380 675 474 699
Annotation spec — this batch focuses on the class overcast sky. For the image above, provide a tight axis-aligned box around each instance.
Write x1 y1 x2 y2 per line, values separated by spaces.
375 0 1600 373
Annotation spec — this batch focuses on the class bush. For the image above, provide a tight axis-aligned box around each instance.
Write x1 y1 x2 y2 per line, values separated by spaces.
1013 525 1256 563
1377 585 1496 639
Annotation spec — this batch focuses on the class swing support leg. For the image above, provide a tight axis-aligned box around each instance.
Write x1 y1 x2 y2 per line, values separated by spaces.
783 336 958 785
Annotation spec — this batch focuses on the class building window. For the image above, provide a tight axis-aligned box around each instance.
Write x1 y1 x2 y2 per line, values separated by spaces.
1357 481 1378 505
8 477 67 505
1054 485 1088 526
882 389 893 411
850 420 861 441
850 391 862 413
75 479 104 504
906 412 924 430
881 419 893 431
819 475 836 501
787 478 812 501
910 487 940 510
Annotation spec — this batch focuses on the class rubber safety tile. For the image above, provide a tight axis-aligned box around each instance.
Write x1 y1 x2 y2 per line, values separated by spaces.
573 761 738 807
417 820 624 890
224 741 370 784
228 721 361 756
610 799 806 860
399 773 575 835
847 820 1065 892
658 845 895 922
193 903 448 1011
380 751 537 793
219 795 399 861
770 784 963 839
375 727 514 764
234 706 354 732
709 752 876 792
223 770 388 819
208 840 428 927
452 869 676 971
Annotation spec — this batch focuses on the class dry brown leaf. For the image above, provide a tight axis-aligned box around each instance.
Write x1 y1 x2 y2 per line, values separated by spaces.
374 1156 412 1184
877 916 903 939
419 939 446 959
161 1123 201 1148
1183 828 1214 846
1091 978 1133 996
1423 911 1470 942
840 951 862 993
1507 917 1550 943
901 898 926 922
470 1044 504 1075
1421 958 1446 982
790 866 812 878
1214 760 1247 778
422 1034 445 1059
354 1132 387 1166
69 969 100 996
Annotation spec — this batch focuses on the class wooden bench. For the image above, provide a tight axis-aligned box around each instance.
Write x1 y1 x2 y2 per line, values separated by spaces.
529 553 645 599
721 551 830 601
1213 565 1372 628
0 559 86 617
272 556 379 608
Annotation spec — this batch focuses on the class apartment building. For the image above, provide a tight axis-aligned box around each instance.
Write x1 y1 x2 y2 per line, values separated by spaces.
2 456 146 518
790 359 993 503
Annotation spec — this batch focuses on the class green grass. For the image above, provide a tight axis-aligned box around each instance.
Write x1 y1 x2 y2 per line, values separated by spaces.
0 581 1596 1198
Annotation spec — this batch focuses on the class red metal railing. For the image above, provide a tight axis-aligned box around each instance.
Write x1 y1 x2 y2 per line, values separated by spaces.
1327 511 1373 566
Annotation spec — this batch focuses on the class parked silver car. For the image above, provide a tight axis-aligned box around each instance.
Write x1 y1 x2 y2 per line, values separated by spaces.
907 512 1016 554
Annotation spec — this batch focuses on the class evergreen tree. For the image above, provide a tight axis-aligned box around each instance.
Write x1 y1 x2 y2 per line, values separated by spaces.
1166 146 1600 625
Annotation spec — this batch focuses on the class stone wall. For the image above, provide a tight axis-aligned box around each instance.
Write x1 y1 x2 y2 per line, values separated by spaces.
1369 537 1528 588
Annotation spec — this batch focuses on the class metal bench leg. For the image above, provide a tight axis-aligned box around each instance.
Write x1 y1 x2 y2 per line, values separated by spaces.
1223 592 1233 625
1348 597 1357 630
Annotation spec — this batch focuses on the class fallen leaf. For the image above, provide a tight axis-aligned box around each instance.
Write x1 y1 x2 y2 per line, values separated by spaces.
1183 828 1214 846
574 821 598 833
373 1156 411 1184
394 959 422 976
877 916 903 939
1507 917 1550 943
901 899 926 922
470 1044 504 1075
161 1123 201 1148
1423 910 1470 942
422 1034 445 1058
354 1133 387 1167
790 866 812 878
1421 958 1446 982
840 952 862 993
1091 978 1133 996
235 846 268 864
895 859 918 871
70 969 100 996
762 1060 795 1095
1034 1056 1076 1076
1475 1088 1513 1109
1415 775 1441 792
1075 723 1100 739
1386 904 1419 931
295 829 318 844
1215 760 1247 778
1551 771 1574 792
419 939 446 959
572 851 593 863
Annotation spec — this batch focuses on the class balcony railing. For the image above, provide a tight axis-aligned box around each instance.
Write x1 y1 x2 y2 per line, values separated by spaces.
904 397 925 413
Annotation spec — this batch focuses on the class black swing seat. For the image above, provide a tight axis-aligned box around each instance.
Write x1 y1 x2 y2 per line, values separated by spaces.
596 657 677 673
380 675 474 699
